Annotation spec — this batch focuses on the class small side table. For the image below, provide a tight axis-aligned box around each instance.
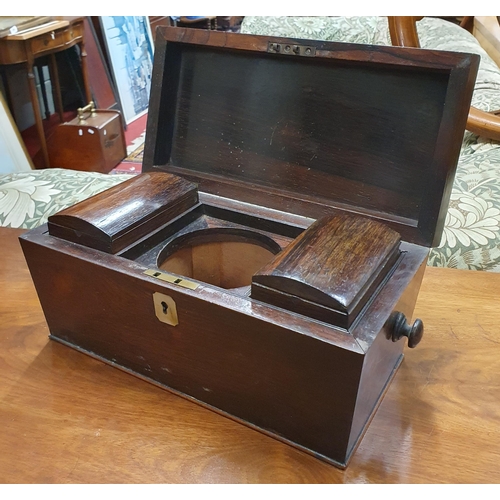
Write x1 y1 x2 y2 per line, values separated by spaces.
0 17 92 168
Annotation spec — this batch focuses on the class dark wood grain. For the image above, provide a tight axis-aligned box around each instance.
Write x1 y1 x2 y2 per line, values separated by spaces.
21 224 364 467
143 27 478 247
252 215 401 328
48 172 199 253
5 226 500 482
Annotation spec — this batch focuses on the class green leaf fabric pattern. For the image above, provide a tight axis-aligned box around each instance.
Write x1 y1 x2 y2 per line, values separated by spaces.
0 169 132 229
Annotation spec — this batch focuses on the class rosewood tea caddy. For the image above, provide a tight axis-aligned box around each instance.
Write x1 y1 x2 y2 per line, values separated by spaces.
20 27 478 468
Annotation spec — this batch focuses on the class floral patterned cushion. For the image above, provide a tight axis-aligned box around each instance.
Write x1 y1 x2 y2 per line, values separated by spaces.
428 140 500 271
242 16 500 271
0 169 131 229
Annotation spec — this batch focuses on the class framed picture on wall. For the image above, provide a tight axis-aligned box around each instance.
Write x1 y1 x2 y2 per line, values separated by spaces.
99 16 154 124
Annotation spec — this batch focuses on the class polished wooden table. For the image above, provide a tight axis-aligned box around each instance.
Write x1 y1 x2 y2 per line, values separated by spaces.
0 17 92 169
1 226 499 483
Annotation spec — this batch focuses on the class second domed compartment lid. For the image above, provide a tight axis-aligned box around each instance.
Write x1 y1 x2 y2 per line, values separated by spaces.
251 214 401 329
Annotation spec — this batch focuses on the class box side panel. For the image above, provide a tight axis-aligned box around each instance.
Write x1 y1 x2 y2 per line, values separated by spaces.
20 235 365 466
100 112 127 172
346 258 427 460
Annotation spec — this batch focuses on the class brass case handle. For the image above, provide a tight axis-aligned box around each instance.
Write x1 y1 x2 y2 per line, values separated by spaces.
77 101 97 123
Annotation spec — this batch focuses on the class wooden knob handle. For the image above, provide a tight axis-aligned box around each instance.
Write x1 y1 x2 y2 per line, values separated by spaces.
391 312 423 348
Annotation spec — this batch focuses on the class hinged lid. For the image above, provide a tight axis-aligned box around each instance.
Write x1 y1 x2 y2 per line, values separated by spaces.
143 27 479 247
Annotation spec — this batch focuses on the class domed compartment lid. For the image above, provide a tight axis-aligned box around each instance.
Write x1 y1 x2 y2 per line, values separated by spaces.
48 172 199 253
251 215 402 329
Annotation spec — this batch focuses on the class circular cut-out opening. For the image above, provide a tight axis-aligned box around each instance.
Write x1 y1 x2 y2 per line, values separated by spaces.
157 229 280 289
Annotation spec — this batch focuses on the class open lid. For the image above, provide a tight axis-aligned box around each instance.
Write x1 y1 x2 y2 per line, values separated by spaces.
143 27 479 247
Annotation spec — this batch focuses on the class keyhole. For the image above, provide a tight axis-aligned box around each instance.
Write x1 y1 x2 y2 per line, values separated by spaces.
153 293 178 326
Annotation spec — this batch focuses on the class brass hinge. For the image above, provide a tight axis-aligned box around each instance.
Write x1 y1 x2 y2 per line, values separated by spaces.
267 42 316 57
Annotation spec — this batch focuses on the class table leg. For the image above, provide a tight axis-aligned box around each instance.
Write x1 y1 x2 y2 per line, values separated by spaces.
48 53 65 122
26 55 50 169
78 38 92 104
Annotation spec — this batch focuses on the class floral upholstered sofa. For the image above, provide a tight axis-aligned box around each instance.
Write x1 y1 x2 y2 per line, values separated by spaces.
2 16 500 271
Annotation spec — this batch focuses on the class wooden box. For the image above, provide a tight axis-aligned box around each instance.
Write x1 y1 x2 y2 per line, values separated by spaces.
46 103 126 173
20 27 479 468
